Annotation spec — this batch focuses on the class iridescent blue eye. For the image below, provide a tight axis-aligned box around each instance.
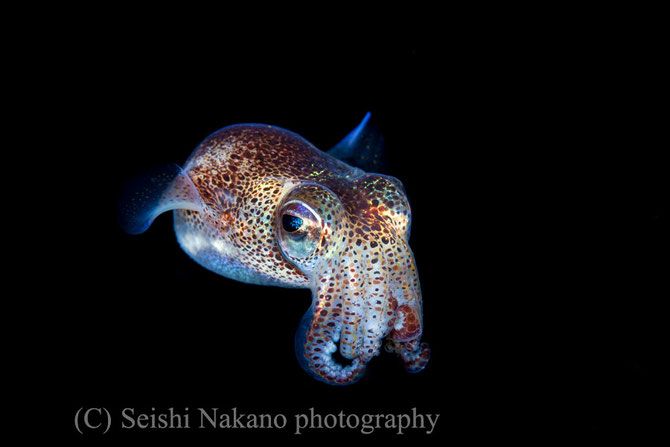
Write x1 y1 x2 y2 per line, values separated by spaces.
282 214 304 233
278 201 323 259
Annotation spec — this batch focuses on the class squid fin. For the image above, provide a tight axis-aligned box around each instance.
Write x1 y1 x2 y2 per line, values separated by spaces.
118 163 204 235
327 112 388 173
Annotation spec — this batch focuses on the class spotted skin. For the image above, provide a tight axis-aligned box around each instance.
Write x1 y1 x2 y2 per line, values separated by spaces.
132 123 429 385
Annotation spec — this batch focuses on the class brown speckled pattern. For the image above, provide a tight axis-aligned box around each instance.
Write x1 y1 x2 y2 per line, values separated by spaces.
172 124 429 385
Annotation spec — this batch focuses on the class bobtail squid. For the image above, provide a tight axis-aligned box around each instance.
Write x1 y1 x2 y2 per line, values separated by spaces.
119 113 430 385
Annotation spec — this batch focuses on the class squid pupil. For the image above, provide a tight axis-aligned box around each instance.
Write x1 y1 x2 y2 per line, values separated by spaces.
282 214 304 232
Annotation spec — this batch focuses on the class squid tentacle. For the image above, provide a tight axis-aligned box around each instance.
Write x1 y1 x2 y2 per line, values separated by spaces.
295 269 367 385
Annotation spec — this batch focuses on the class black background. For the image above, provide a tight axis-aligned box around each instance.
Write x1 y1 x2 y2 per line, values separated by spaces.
43 11 666 444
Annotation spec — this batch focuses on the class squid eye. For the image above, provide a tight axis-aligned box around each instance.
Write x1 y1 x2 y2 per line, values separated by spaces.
282 214 304 233
277 201 323 259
